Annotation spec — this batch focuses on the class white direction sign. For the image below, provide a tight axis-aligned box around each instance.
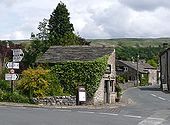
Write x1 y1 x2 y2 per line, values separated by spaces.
13 56 23 62
13 49 24 56
12 49 24 62
6 62 19 69
5 74 19 81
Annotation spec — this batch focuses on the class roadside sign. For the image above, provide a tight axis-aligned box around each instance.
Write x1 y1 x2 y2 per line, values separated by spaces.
6 62 19 69
13 55 23 62
5 74 19 81
10 69 15 74
12 49 24 62
12 49 24 56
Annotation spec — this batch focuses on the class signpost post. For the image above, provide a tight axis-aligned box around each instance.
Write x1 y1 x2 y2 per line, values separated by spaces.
5 49 24 93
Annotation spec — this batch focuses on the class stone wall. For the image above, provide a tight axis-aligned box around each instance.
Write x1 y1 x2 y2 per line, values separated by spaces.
32 96 76 106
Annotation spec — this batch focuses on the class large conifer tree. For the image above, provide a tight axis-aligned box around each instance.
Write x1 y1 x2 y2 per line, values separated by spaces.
48 1 75 45
48 1 90 46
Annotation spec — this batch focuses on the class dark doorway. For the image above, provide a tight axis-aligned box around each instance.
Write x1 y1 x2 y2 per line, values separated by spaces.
104 80 110 103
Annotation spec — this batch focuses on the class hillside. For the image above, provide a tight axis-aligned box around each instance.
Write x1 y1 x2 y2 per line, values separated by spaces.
88 38 170 47
9 37 170 48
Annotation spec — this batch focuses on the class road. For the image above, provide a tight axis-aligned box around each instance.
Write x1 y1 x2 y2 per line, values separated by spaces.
0 85 170 125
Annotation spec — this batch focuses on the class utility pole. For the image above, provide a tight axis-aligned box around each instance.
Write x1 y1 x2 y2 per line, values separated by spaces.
136 55 139 86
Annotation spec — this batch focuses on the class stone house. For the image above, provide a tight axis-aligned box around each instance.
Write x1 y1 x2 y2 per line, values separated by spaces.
116 60 157 85
36 46 116 104
160 48 170 91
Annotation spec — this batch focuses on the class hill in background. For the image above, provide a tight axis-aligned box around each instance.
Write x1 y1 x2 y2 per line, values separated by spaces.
10 37 170 48
88 38 170 47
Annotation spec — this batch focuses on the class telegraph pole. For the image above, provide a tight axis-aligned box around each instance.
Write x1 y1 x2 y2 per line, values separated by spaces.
136 55 139 86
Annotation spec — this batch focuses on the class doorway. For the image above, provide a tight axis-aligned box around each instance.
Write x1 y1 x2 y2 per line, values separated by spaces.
104 80 110 103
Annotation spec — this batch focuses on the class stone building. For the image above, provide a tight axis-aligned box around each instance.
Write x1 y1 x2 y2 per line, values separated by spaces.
36 46 116 104
160 48 170 91
116 60 157 85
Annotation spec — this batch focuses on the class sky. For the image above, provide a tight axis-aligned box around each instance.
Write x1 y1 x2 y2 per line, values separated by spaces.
0 0 170 40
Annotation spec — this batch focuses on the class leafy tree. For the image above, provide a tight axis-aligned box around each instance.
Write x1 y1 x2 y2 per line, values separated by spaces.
147 59 157 68
36 18 49 41
22 40 49 68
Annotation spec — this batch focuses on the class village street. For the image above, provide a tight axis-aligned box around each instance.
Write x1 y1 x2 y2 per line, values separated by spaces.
0 85 170 125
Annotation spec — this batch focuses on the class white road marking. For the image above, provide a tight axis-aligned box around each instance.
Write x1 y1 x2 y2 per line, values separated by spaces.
147 117 165 121
99 113 118 116
138 110 169 125
124 115 142 119
138 117 165 125
77 111 95 114
58 110 71 112
150 94 157 97
158 97 166 101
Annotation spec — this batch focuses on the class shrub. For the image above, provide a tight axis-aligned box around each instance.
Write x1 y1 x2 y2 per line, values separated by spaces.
0 80 10 92
0 89 30 103
17 67 50 98
115 84 122 98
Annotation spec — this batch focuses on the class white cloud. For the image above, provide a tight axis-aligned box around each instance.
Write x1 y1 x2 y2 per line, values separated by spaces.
119 0 170 11
0 0 170 40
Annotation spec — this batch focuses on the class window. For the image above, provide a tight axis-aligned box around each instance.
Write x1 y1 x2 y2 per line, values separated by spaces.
105 64 111 74
124 67 128 72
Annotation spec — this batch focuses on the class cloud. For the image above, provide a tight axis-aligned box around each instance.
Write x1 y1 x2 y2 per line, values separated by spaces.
79 1 170 38
119 0 170 11
0 0 170 40
0 0 28 7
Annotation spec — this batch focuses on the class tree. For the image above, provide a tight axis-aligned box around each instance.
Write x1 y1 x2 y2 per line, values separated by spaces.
22 40 49 68
36 18 49 41
48 1 90 46
48 1 74 45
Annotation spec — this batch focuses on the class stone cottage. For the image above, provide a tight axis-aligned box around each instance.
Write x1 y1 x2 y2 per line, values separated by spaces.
36 46 116 104
116 60 157 85
160 48 170 91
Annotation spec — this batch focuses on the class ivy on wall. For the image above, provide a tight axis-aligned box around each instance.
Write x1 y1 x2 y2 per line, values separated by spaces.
51 55 109 98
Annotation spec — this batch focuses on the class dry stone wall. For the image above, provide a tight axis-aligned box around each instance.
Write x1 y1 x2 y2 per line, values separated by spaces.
32 96 76 106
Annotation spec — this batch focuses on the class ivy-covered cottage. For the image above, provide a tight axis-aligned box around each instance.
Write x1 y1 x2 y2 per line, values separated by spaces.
116 60 157 86
36 46 116 104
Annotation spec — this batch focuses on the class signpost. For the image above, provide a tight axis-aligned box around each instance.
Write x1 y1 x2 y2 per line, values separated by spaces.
12 49 24 62
5 74 19 81
5 49 24 93
6 62 19 69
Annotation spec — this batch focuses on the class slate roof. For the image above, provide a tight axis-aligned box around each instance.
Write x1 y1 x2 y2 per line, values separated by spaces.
36 46 115 63
117 60 155 73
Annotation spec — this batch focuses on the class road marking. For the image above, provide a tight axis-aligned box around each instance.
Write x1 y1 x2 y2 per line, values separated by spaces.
58 110 71 112
99 113 118 116
138 117 165 125
150 94 157 97
147 117 165 121
77 111 95 114
158 97 166 101
124 115 142 119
